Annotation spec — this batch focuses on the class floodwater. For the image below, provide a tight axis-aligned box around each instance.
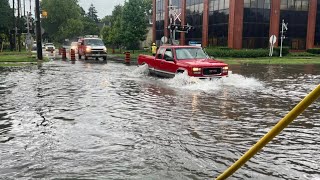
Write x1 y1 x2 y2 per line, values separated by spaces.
0 59 319 180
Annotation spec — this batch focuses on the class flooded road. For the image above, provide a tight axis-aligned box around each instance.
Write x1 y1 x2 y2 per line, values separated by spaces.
0 60 319 179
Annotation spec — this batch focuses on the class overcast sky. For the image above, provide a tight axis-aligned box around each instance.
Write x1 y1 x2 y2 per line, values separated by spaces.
78 0 125 18
11 0 125 18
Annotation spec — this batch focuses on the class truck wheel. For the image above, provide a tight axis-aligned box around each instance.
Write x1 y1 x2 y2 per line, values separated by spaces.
85 56 88 60
103 56 107 61
78 55 81 59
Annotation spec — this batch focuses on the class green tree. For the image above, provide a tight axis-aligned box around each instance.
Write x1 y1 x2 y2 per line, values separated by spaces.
0 0 13 33
0 0 13 51
122 0 150 49
82 16 100 36
101 15 111 26
100 26 111 45
108 5 124 48
87 3 99 23
41 0 82 42
58 19 84 42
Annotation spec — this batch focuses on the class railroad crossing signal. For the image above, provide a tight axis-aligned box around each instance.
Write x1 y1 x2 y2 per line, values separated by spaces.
282 21 288 31
169 5 181 22
280 19 288 57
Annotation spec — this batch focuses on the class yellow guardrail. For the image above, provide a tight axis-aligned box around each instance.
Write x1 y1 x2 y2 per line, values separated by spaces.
216 84 320 180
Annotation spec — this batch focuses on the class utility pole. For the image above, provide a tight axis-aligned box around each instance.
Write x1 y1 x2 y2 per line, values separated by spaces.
12 0 16 51
17 0 21 52
23 0 26 17
35 0 43 60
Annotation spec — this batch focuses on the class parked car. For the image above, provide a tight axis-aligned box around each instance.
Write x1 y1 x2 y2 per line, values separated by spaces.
138 45 229 78
45 43 55 51
77 35 107 61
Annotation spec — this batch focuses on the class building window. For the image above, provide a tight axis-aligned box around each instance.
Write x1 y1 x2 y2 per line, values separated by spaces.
186 0 204 45
242 0 271 48
280 0 309 49
280 0 309 11
156 0 165 43
244 0 270 8
208 0 229 47
315 1 320 46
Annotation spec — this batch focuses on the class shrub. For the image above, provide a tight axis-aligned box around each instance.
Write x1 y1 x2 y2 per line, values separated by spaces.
273 47 290 56
205 48 270 58
306 48 320 54
289 52 316 57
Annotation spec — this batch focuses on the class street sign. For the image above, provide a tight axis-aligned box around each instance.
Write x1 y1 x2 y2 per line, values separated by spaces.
161 36 168 44
269 35 277 57
26 33 32 45
269 35 277 45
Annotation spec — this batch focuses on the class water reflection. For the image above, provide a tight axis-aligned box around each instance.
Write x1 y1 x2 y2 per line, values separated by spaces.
0 62 319 179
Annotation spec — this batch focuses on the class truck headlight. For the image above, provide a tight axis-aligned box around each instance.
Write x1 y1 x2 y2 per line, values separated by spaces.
192 67 201 74
103 47 107 52
86 47 91 52
192 67 201 72
223 66 228 73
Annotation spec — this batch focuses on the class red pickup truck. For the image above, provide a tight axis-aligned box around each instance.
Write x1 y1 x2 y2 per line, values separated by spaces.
138 45 228 78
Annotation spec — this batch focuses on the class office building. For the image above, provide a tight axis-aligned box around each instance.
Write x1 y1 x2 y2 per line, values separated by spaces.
152 0 319 49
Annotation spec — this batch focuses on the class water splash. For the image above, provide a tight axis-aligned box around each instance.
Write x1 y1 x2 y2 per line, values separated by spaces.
129 64 149 77
167 71 264 92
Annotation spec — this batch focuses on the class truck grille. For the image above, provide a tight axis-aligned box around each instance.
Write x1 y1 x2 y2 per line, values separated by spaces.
91 49 105 54
203 68 222 75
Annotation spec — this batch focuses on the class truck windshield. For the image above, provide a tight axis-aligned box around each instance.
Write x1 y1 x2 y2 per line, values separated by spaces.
175 48 208 60
85 39 104 46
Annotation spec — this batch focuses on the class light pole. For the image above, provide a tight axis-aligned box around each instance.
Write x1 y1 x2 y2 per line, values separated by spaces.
17 0 21 52
35 0 43 60
12 0 16 51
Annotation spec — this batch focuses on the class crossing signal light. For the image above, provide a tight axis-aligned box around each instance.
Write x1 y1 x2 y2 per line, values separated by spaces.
42 10 48 18
168 24 195 32
176 24 194 32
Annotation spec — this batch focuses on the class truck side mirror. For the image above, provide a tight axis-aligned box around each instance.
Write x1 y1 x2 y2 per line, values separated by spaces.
156 54 163 59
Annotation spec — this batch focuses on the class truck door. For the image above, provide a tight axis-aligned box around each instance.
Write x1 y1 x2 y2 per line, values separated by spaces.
153 48 166 72
160 48 177 77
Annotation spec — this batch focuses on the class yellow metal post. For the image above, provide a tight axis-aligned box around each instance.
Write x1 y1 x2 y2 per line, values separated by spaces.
216 84 320 180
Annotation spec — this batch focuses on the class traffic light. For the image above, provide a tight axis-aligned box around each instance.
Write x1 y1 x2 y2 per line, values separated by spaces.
168 24 195 33
41 10 48 18
176 24 194 32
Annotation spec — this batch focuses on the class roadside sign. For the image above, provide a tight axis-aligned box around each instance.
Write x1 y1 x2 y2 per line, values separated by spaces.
189 41 201 47
161 36 168 44
269 35 277 57
269 35 277 45
26 33 32 45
